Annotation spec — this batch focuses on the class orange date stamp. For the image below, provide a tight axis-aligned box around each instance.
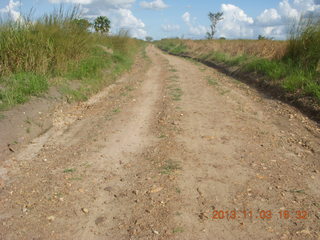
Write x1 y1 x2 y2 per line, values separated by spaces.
212 210 308 221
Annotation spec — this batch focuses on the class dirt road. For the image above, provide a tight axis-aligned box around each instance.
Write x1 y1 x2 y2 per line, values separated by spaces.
0 46 319 240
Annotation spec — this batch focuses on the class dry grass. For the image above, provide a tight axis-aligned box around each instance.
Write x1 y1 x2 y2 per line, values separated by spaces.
183 39 287 60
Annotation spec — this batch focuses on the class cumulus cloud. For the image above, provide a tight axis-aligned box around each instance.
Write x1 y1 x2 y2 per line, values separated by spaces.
182 12 190 23
162 24 180 32
214 0 320 40
48 0 147 38
0 0 21 21
106 8 147 38
140 0 168 10
216 4 254 39
49 0 92 4
49 0 135 8
256 8 281 25
182 11 208 36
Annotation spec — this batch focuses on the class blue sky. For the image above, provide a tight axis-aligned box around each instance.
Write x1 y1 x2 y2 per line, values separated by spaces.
1 0 320 39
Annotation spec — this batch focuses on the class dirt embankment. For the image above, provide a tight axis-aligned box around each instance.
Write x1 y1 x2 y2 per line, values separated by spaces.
0 45 319 240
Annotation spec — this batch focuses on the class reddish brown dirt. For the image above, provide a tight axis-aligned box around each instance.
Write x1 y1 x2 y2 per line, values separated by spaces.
0 46 319 240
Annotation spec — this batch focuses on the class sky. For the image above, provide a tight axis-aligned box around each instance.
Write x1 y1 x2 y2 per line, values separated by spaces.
1 0 320 40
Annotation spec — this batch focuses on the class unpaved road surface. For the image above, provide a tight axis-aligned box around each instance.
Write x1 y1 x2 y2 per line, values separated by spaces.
0 46 320 240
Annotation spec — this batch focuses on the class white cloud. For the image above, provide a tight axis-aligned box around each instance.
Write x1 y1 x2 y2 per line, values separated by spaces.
216 4 254 39
189 25 207 36
106 8 147 38
182 11 208 36
257 8 281 25
182 12 190 23
140 0 168 10
49 0 92 4
213 0 320 40
0 0 21 21
279 0 300 19
49 0 135 8
48 0 147 39
162 24 180 32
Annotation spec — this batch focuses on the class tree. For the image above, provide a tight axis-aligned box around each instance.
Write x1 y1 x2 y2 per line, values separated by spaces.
258 35 274 40
94 16 111 34
206 12 223 39
72 18 92 32
258 35 266 40
145 36 153 42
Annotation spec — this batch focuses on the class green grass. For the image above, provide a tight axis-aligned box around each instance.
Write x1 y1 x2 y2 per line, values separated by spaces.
242 58 287 80
0 8 144 111
170 87 183 101
161 160 181 175
0 72 48 109
112 108 121 113
206 76 218 86
173 227 184 233
63 168 76 173
156 36 320 103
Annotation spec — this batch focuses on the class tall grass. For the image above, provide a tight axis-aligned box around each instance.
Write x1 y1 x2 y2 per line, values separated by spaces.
0 7 143 109
156 19 320 103
285 15 320 71
0 7 90 76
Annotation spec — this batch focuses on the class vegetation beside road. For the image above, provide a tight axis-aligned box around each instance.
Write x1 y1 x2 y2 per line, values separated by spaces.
156 23 320 105
0 8 144 110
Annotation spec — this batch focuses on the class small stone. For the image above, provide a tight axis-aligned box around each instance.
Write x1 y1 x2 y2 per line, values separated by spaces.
47 216 55 222
150 187 163 193
95 217 106 225
153 230 159 235
311 176 315 180
82 208 89 214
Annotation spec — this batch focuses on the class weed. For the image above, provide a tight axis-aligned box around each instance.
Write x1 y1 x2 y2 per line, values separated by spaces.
25 118 32 125
63 168 76 173
289 189 305 194
112 108 121 113
171 87 183 101
206 76 218 86
70 177 82 181
219 89 230 95
125 86 134 91
161 160 181 174
173 227 184 233
158 134 167 138
26 127 30 133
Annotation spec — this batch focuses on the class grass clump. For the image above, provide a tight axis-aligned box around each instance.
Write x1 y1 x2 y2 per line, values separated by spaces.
161 160 181 174
0 73 48 109
0 7 144 110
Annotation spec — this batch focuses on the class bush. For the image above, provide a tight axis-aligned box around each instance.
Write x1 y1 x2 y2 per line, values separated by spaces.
284 15 320 71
